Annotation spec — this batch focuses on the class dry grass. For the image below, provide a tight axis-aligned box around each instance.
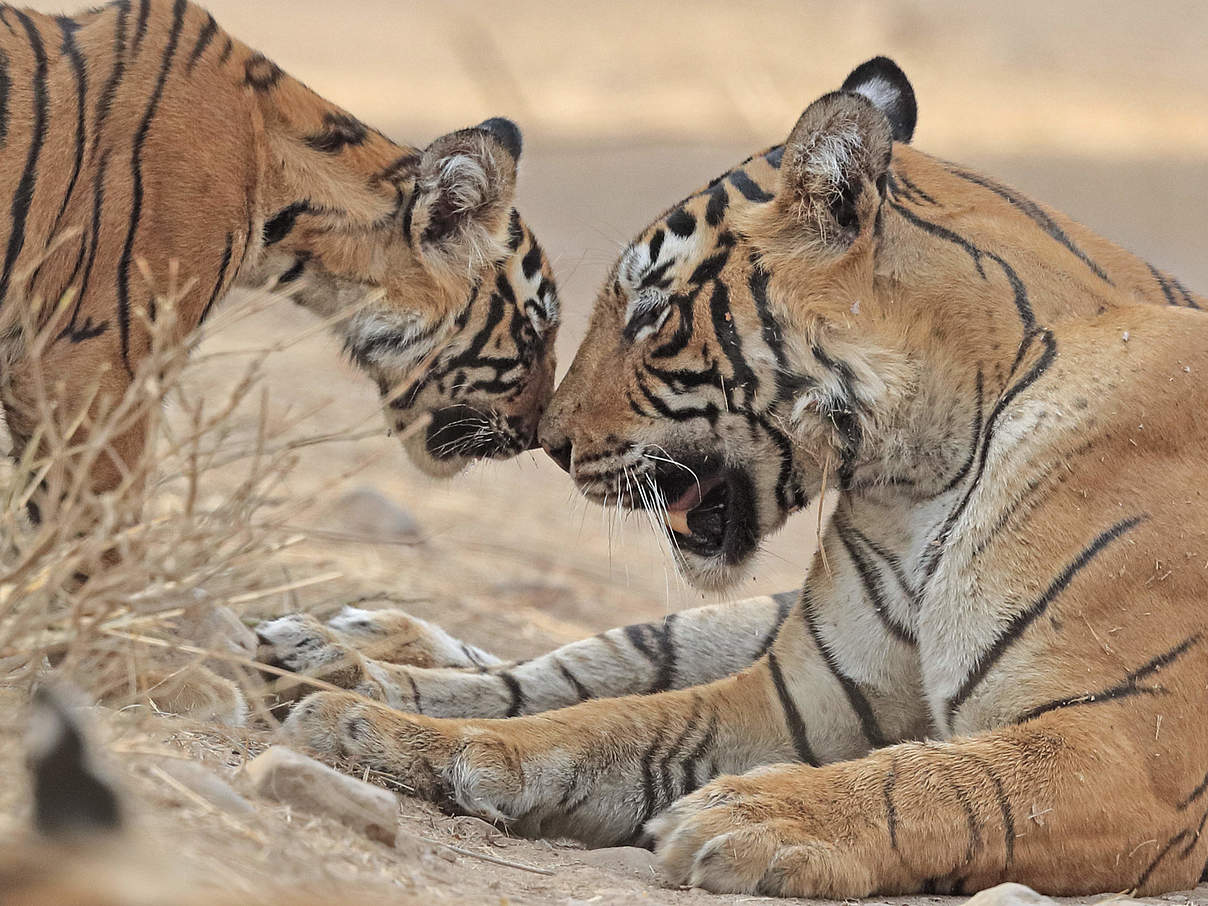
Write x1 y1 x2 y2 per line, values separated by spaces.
0 258 665 905
0 263 449 902
0 267 323 716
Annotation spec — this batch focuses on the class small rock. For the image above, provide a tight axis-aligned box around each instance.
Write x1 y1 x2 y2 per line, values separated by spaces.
963 883 1058 906
321 486 422 543
154 758 254 816
243 746 398 845
577 846 660 879
448 814 506 844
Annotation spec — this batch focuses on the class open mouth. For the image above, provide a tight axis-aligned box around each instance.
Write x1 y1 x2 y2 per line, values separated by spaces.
647 459 758 563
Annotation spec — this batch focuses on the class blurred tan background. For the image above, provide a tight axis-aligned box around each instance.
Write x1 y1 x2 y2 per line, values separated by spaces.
25 0 1208 647
2 4 1206 901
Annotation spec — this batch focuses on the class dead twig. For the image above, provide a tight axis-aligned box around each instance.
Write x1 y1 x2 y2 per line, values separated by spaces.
417 836 556 876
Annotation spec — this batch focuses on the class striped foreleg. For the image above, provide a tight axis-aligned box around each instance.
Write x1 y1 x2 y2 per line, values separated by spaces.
650 699 1208 897
284 662 799 846
257 593 796 718
282 593 914 847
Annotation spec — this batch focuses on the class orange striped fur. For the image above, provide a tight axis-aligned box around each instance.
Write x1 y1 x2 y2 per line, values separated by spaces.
0 0 558 503
279 58 1208 898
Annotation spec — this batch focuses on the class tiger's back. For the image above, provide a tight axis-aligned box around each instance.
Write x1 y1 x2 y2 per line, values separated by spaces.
0 1 261 350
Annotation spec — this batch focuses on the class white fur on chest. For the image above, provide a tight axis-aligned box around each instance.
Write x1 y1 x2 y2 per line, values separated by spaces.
916 394 1083 730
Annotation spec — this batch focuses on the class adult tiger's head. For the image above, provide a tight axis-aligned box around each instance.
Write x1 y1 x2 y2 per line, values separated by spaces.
256 117 559 478
544 57 1051 588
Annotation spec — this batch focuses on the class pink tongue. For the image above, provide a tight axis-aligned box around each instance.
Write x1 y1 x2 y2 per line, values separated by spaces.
666 476 723 513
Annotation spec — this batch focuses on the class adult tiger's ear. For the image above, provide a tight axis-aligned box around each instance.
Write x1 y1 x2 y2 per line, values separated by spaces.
409 117 522 282
771 75 901 250
840 56 916 144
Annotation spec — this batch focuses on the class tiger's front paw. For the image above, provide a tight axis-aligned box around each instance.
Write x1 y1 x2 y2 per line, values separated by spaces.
256 613 346 674
649 768 876 898
255 614 379 707
282 692 526 823
326 606 500 669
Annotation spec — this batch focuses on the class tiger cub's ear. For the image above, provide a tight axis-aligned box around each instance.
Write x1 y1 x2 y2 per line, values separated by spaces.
408 117 523 283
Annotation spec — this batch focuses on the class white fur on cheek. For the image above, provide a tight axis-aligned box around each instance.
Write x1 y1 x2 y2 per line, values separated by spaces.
344 309 448 374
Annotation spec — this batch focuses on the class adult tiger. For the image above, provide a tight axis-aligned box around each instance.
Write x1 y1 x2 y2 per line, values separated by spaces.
0 0 559 505
280 59 1208 897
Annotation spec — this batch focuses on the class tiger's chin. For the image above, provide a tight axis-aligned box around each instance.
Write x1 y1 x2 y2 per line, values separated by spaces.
671 547 755 592
403 439 474 479
648 461 770 591
398 403 533 478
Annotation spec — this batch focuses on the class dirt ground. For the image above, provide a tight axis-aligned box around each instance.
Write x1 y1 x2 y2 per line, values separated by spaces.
4 0 1208 903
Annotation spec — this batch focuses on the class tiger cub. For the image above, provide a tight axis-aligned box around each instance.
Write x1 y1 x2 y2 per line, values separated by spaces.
0 0 559 505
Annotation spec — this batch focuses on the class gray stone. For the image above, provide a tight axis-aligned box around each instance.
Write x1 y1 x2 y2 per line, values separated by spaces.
322 486 422 543
243 746 398 845
155 758 254 816
963 883 1059 906
577 846 660 879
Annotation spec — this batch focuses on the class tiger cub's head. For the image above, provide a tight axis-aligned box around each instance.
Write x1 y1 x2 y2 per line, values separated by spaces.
541 59 922 588
360 205 560 478
263 118 559 478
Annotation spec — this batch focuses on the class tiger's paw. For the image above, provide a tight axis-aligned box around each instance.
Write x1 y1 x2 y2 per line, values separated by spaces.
325 606 500 669
257 606 499 673
255 613 383 707
649 768 877 898
282 692 527 823
256 613 346 674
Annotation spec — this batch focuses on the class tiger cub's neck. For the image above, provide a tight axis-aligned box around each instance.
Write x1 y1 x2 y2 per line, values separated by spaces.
238 51 417 231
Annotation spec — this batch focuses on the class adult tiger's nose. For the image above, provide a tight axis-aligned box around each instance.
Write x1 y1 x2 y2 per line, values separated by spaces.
537 395 574 473
542 439 572 474
538 420 573 473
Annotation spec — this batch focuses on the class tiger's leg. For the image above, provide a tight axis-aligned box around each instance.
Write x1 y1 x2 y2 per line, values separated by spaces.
282 596 927 846
255 608 501 707
258 592 796 717
650 689 1208 898
2 350 145 525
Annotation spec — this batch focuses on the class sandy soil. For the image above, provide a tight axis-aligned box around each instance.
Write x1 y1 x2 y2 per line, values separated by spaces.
5 0 1208 903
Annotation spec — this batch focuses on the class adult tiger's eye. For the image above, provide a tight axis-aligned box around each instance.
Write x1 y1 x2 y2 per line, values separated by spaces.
624 297 670 342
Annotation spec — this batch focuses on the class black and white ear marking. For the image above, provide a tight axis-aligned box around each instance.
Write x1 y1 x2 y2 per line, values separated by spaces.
27 686 122 838
841 56 917 144
476 117 523 161
773 82 897 248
